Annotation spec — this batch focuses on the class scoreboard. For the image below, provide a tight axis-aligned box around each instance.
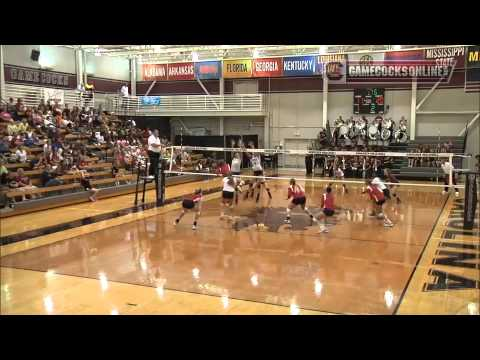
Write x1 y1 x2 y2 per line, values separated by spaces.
353 88 385 114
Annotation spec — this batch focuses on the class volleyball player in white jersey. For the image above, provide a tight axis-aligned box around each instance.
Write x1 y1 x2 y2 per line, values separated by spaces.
334 166 348 194
220 174 242 221
231 153 242 204
246 154 273 203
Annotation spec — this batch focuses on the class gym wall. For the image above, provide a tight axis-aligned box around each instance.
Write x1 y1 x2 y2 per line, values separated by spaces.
4 45 76 74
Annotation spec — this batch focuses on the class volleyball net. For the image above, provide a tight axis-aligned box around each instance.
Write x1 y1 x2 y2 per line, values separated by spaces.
164 145 473 189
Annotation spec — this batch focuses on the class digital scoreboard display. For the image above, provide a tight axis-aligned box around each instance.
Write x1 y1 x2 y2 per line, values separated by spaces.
353 88 385 114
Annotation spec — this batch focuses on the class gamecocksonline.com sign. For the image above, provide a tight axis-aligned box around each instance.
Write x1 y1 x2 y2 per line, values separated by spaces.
347 60 456 84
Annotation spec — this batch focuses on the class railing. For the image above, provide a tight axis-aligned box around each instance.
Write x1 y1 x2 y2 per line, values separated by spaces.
4 83 95 109
105 94 264 114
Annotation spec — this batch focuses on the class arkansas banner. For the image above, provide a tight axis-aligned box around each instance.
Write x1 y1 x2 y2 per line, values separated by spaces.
167 62 195 81
252 57 283 77
142 64 168 81
223 59 252 78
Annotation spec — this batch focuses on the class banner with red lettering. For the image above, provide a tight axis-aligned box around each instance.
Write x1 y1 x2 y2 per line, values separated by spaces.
167 62 195 81
252 58 283 77
384 50 424 61
142 64 168 81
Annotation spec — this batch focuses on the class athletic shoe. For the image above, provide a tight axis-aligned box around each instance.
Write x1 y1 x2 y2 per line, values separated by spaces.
284 219 291 224
192 225 197 230
174 219 179 225
384 221 394 227
377 213 384 219
368 212 377 217
442 190 447 195
455 192 459 197
319 227 329 233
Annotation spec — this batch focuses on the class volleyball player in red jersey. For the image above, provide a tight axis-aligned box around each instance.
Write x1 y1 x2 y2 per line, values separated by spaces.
216 160 231 176
284 179 320 229
365 179 393 227
174 188 203 230
384 168 401 203
317 186 335 233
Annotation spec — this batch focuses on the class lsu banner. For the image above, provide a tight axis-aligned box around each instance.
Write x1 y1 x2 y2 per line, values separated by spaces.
167 62 195 81
347 60 455 84
318 54 346 83
223 59 252 78
283 56 319 77
252 57 283 77
424 46 466 68
195 61 222 79
141 96 161 106
142 64 168 81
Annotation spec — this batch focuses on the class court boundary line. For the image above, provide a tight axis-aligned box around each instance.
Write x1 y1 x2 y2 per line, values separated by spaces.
392 194 450 315
0 266 341 315
0 186 223 246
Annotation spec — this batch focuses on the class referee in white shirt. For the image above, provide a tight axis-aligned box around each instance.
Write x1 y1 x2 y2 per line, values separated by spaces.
148 129 162 176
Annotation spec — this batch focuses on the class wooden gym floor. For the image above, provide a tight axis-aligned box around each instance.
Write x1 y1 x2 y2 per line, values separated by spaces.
1 178 479 315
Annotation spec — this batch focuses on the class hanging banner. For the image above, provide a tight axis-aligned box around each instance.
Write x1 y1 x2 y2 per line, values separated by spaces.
195 61 222 79
424 46 466 68
223 59 252 78
141 96 161 106
384 50 424 61
252 57 283 77
167 62 195 81
347 60 455 84
43 88 64 104
283 56 318 77
5 65 74 88
142 64 168 81
318 54 346 83
465 45 480 91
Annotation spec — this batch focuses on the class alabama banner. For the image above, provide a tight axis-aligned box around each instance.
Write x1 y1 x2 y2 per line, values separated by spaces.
252 57 283 77
142 64 168 81
195 61 222 79
167 62 195 81
223 59 252 78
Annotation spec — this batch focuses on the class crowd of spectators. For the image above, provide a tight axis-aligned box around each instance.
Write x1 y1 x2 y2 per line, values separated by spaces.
407 141 454 167
0 96 173 206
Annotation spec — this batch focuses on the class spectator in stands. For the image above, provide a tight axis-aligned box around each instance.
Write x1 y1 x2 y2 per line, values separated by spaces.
0 107 14 123
0 159 8 185
40 164 53 186
15 146 28 163
15 98 27 121
12 168 37 201
79 170 99 202
7 98 16 115
38 99 47 114
61 104 70 121
45 171 63 187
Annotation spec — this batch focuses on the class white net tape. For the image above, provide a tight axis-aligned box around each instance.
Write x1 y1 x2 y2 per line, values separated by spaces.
164 146 472 189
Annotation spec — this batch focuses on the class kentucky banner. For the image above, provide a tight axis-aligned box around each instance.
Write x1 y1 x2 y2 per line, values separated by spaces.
252 57 283 77
167 62 195 81
283 56 318 77
142 64 168 81
141 96 161 106
223 59 252 78
195 61 222 79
